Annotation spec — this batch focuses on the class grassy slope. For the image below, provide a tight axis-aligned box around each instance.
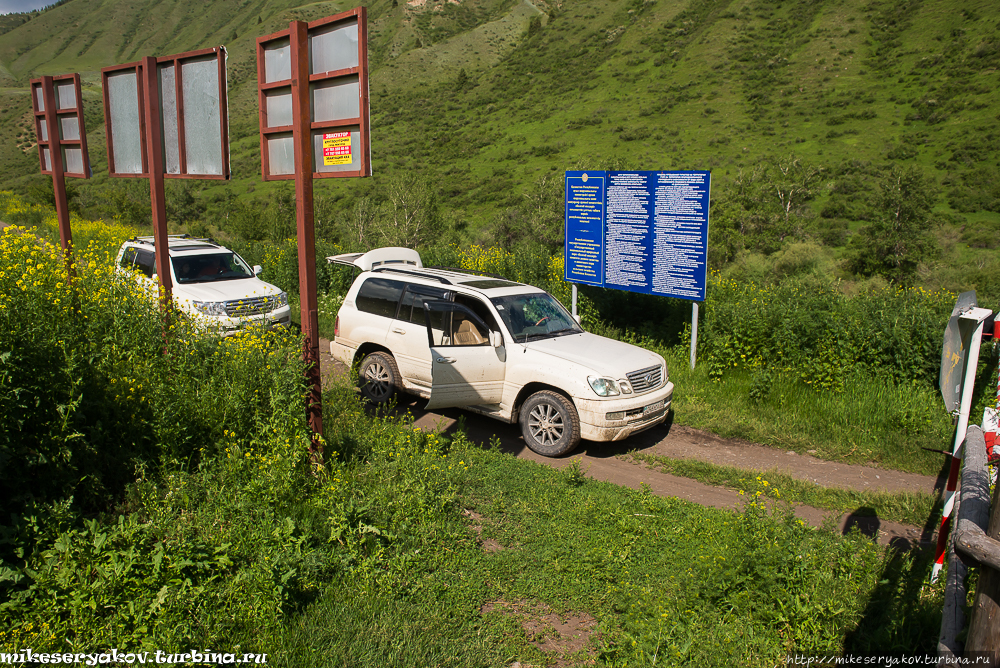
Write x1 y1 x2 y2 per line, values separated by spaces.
0 0 998 289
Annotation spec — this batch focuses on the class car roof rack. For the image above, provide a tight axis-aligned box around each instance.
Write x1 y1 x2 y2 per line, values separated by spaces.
427 265 506 280
371 267 452 285
128 234 220 247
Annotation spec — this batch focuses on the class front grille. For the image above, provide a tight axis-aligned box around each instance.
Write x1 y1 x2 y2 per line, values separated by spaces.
225 296 273 317
627 364 663 393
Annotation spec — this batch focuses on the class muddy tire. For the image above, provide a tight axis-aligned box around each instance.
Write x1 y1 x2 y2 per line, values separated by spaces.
358 352 401 404
520 390 581 457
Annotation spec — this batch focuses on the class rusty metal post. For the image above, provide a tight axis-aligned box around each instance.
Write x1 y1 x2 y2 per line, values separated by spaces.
140 56 172 307
290 20 324 457
40 76 73 273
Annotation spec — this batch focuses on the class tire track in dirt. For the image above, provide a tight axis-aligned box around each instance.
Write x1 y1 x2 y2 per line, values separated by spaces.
320 340 940 549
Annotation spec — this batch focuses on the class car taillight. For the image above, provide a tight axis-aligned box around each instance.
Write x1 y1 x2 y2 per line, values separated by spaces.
334 315 339 338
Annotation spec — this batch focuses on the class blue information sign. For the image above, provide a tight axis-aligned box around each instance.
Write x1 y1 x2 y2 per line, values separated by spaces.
564 170 711 302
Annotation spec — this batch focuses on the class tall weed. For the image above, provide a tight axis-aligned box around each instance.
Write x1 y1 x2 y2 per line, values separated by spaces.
700 273 954 388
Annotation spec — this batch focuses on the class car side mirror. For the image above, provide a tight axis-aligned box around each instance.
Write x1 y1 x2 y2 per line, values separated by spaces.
489 331 503 348
253 265 263 276
574 314 582 325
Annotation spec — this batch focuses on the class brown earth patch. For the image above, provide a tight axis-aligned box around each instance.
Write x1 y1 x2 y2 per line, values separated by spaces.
462 508 505 552
481 599 598 667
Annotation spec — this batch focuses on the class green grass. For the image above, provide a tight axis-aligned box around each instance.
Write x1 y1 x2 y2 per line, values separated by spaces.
287 290 342 340
263 417 945 665
629 453 941 528
268 584 513 667
660 351 955 476
0 210 950 664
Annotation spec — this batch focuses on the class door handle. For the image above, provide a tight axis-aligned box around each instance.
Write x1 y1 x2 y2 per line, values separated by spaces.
435 357 456 364
391 328 405 335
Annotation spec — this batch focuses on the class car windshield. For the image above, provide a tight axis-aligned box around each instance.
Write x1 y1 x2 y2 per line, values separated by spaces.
172 253 254 284
490 292 582 342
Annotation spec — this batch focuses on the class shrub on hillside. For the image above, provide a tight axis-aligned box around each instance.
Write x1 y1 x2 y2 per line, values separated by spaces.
815 218 850 247
701 273 953 390
710 157 822 259
845 167 939 284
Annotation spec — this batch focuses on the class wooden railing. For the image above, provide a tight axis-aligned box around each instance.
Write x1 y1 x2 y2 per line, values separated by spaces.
937 425 1000 665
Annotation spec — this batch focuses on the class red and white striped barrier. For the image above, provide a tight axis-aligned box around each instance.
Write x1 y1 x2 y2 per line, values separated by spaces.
931 306 993 583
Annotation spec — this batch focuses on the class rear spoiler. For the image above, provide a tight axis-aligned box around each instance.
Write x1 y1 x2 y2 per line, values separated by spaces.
326 247 423 271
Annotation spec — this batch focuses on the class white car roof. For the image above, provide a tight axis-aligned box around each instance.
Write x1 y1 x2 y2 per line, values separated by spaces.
331 247 554 297
126 236 233 256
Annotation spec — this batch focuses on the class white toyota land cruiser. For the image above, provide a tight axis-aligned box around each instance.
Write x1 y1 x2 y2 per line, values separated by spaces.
328 247 674 457
115 235 291 333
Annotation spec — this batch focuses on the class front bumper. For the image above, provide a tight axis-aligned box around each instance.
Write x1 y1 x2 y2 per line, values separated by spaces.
574 380 674 442
189 305 292 335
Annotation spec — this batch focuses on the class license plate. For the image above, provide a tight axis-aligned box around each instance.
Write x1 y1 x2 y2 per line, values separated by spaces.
643 400 664 415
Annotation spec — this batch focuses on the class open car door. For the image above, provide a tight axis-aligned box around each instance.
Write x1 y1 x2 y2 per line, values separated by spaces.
422 300 506 410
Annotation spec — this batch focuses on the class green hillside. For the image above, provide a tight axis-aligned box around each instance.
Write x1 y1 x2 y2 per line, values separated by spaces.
1 0 999 293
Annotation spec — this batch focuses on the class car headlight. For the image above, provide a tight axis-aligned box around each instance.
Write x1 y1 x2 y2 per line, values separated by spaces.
588 376 620 397
192 300 228 316
269 291 288 308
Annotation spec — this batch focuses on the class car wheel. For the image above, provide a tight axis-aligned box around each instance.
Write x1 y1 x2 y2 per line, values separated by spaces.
358 352 400 403
520 390 581 457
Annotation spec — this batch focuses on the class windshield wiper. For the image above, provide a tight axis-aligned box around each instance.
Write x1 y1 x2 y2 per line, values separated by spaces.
520 328 579 343
197 274 250 283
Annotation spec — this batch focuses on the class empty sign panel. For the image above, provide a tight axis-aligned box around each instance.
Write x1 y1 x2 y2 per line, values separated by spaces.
102 47 230 179
256 7 370 180
30 74 91 178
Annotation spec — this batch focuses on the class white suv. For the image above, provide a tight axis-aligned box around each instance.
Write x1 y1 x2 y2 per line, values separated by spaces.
115 235 291 333
328 247 674 456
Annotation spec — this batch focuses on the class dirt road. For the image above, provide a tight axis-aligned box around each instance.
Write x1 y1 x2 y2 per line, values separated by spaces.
319 340 941 549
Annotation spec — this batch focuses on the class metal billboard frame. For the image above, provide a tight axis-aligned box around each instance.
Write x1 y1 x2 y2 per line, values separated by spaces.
254 7 371 457
101 46 231 180
31 74 91 179
30 73 91 266
101 46 230 308
256 7 371 181
564 169 712 369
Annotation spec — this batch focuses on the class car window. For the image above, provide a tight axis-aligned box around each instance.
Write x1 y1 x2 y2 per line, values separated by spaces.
356 277 405 319
399 285 449 325
424 303 490 347
135 250 156 278
490 292 581 342
119 247 138 271
455 293 500 332
172 253 254 284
